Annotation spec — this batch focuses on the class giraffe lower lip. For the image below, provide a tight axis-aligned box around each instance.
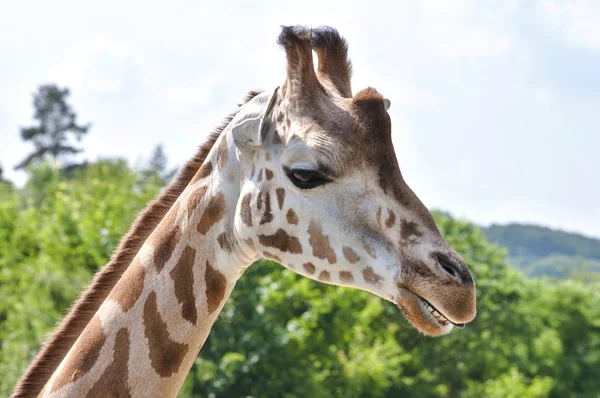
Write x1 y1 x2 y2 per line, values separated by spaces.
395 287 465 331
415 295 465 328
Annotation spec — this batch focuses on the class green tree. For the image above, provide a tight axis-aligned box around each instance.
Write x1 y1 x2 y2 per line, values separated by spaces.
15 84 91 170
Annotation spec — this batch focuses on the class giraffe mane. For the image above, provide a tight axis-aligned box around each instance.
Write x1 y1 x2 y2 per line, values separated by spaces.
11 90 263 398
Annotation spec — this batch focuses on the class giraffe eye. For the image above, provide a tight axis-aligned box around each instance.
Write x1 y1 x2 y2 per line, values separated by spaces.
286 168 329 189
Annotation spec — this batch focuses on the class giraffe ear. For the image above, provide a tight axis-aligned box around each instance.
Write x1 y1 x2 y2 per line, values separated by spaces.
384 98 391 111
231 87 279 150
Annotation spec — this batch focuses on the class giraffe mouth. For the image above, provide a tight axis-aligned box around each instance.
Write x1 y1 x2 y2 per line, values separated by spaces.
394 288 465 336
415 295 465 329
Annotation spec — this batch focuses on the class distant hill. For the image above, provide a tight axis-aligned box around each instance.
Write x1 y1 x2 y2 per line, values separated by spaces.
481 223 600 279
482 223 600 259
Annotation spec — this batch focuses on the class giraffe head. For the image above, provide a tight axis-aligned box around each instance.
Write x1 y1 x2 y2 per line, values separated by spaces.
230 26 476 336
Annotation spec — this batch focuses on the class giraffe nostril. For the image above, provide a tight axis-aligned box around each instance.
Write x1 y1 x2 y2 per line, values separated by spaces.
437 254 459 279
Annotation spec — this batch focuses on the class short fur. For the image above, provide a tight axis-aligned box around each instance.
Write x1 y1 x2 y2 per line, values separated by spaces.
12 90 262 398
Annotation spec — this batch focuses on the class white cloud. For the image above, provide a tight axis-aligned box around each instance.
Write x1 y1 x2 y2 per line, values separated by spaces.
165 77 225 112
533 88 553 105
417 0 515 60
538 0 600 50
390 86 440 110
435 32 512 60
50 38 150 95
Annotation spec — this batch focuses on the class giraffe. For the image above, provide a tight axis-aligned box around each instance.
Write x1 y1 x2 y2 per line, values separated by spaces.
13 25 476 397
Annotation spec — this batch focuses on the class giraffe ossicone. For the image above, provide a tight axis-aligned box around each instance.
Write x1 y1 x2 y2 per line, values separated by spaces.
14 25 476 398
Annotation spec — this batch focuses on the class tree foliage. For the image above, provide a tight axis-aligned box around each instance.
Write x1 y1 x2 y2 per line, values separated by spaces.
15 84 91 170
0 162 599 397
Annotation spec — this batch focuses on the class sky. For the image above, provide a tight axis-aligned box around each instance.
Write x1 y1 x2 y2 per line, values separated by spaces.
0 0 598 238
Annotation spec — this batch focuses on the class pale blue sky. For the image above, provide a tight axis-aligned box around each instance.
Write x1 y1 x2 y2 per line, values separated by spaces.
1 0 598 237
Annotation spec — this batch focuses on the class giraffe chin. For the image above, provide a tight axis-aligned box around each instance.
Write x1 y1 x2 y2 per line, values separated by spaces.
394 288 459 337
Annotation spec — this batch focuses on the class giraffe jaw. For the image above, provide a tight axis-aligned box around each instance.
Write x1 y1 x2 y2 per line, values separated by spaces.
394 288 464 336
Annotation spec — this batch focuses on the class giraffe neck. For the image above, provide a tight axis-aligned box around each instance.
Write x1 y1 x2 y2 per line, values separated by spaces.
42 131 254 397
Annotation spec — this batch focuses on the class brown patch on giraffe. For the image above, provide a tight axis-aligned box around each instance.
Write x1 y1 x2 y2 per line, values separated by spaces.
150 201 181 270
217 134 228 171
217 232 234 253
259 191 274 225
276 188 285 210
339 271 354 283
307 220 337 264
400 219 423 241
197 192 225 235
361 239 377 259
257 169 263 182
286 208 298 225
318 270 331 282
385 209 396 228
143 292 188 378
152 204 182 273
205 261 227 313
51 316 106 392
265 169 274 180
376 207 382 229
257 191 263 211
265 152 271 161
263 251 282 263
363 266 384 285
170 245 197 325
303 262 316 275
258 229 303 254
286 118 291 129
342 247 360 264
190 161 213 185
187 185 208 217
86 328 131 398
240 193 253 226
277 110 285 123
108 257 145 312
